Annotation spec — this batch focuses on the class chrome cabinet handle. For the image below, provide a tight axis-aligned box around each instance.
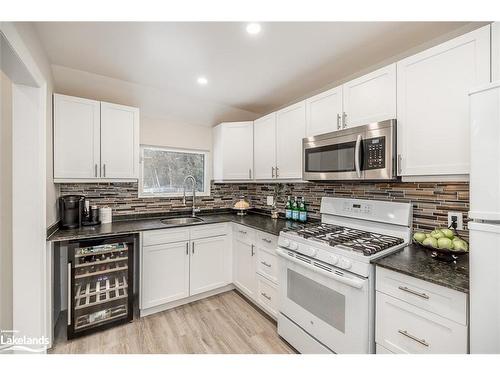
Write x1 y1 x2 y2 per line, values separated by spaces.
276 167 279 177
248 168 252 179
251 244 255 256
192 242 195 254
271 166 275 178
336 113 341 130
261 292 271 301
67 262 72 325
262 238 272 243
261 261 272 268
354 134 362 178
239 230 247 234
103 164 106 177
186 242 189 255
397 154 402 175
342 112 347 129
398 329 429 347
94 164 98 177
398 286 429 300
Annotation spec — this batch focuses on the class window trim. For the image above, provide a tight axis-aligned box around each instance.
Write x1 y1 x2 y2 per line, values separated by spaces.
138 144 210 198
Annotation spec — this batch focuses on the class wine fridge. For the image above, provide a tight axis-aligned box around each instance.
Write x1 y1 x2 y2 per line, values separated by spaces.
66 235 136 339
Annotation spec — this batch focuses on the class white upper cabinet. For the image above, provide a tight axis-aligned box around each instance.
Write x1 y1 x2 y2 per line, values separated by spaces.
100 102 140 179
54 94 100 179
342 63 397 128
305 85 343 136
492 22 500 82
54 94 140 182
253 113 277 179
397 26 490 177
276 101 306 179
213 121 254 180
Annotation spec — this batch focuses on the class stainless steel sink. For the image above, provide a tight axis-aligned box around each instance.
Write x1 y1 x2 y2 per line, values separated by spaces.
160 217 204 226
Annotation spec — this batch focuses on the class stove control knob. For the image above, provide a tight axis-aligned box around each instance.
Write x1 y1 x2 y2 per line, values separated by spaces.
289 242 298 251
281 239 290 248
330 255 339 265
340 258 352 270
305 247 318 257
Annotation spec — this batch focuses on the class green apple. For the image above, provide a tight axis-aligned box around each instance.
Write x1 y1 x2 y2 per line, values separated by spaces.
413 232 426 243
437 237 453 249
423 237 438 248
431 229 445 239
452 239 469 252
440 228 454 239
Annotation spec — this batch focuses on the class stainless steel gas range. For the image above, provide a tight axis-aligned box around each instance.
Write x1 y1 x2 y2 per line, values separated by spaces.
276 197 412 354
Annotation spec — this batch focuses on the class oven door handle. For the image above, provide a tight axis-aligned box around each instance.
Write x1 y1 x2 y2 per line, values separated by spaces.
354 134 362 178
276 248 365 289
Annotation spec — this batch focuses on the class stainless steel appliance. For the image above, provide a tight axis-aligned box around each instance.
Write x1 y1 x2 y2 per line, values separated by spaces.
302 119 397 181
66 235 136 339
59 195 85 229
276 197 411 353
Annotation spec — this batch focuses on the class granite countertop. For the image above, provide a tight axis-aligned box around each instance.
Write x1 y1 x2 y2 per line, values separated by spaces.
47 209 310 242
372 244 469 293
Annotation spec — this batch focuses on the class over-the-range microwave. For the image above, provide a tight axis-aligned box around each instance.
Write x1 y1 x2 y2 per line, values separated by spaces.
302 119 397 181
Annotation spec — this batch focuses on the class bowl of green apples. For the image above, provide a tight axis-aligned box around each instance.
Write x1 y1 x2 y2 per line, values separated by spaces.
412 228 468 261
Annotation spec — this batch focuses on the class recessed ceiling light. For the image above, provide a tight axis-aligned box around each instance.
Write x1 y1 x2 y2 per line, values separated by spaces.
197 76 208 85
246 23 261 35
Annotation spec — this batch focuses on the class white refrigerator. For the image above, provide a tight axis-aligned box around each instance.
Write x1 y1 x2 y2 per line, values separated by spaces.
469 81 500 353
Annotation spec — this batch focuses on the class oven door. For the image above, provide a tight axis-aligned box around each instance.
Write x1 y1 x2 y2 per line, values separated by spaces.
303 130 364 181
277 248 371 354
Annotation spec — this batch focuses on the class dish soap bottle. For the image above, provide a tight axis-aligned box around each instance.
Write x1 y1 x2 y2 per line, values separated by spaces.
285 196 292 220
299 197 307 223
292 197 300 221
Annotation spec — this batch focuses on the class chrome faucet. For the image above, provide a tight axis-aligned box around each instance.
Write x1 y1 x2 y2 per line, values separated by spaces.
182 175 200 217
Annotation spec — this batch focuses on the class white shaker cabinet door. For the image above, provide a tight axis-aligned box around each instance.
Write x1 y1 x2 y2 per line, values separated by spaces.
54 94 101 179
276 101 306 179
100 101 140 179
342 63 396 128
213 122 254 180
141 241 190 309
190 236 230 296
253 113 277 179
492 22 500 82
305 85 343 136
397 26 490 176
233 238 256 298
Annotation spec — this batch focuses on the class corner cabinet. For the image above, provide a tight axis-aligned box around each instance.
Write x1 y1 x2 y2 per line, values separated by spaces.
212 121 254 181
54 94 140 182
396 26 490 177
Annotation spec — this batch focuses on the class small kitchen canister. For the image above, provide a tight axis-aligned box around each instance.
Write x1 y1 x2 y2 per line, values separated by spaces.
99 207 113 224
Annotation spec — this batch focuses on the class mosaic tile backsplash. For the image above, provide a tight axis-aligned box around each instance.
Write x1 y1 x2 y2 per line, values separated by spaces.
59 181 470 236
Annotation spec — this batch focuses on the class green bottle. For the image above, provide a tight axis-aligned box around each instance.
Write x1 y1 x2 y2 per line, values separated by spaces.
285 196 292 220
292 197 300 221
299 197 307 223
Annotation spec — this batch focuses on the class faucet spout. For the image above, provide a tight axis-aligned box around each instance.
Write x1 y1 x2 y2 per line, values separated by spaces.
182 175 198 217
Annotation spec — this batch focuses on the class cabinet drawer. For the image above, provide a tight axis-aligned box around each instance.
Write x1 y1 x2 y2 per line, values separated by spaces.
256 274 278 318
376 344 394 354
256 233 278 250
143 228 190 246
233 224 254 244
190 223 228 240
256 247 278 284
376 267 467 325
376 292 467 354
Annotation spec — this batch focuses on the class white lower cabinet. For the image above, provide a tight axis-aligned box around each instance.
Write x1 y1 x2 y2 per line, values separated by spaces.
256 274 278 318
141 241 190 309
233 237 257 298
375 266 468 354
190 235 230 296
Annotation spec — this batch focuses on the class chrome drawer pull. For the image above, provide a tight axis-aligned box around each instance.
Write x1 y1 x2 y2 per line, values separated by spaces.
398 329 429 347
398 286 429 300
239 230 247 234
260 261 272 268
261 292 271 301
262 238 272 243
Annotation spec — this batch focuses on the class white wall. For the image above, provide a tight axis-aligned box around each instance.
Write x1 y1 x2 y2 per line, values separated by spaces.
0 69 13 334
12 22 57 227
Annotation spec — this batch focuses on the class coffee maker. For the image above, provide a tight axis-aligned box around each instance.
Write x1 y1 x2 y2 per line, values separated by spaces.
59 195 85 229
59 195 101 229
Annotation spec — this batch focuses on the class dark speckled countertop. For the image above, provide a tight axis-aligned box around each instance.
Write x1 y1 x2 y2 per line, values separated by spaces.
372 244 469 294
47 209 310 242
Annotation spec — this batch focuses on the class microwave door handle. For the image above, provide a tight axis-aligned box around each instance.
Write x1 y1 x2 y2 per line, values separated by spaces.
355 134 362 178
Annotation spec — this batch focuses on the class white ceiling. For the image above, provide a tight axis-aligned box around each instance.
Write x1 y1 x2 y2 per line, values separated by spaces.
34 22 480 127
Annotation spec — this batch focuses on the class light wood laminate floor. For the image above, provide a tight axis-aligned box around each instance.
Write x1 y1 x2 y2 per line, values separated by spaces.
50 291 296 354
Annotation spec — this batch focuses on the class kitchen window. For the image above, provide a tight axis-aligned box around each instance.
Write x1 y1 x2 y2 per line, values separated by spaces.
139 145 210 197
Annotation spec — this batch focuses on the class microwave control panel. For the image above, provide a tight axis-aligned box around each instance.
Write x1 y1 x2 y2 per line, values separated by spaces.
364 137 385 170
